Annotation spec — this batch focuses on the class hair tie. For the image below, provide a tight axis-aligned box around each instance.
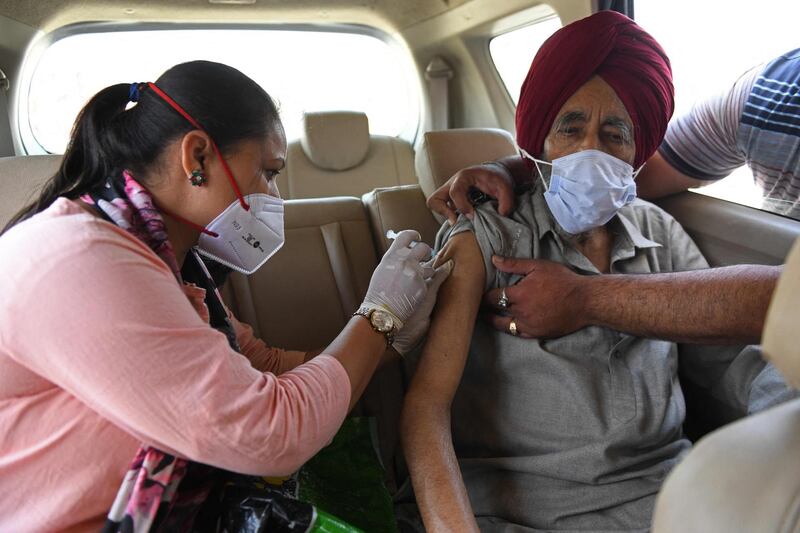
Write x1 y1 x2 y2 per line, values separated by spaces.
128 82 144 103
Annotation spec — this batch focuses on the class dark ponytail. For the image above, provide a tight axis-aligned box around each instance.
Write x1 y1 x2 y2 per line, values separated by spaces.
3 60 280 234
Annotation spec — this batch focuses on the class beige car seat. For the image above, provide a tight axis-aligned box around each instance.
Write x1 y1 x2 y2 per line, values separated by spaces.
362 127 518 255
415 127 518 202
224 197 378 351
278 111 417 199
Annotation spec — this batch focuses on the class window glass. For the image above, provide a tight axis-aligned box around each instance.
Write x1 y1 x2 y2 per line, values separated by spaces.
27 28 419 153
637 0 800 220
489 15 562 105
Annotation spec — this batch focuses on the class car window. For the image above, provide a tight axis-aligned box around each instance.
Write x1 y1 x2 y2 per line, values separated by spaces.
25 28 420 154
489 14 562 105
637 0 800 220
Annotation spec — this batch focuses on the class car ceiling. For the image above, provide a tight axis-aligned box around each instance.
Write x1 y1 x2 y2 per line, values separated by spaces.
0 0 474 33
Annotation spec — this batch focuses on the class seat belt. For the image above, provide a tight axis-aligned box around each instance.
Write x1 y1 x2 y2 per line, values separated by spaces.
425 56 454 131
0 68 13 156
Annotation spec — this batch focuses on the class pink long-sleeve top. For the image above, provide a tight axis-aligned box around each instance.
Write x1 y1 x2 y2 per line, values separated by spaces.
0 198 351 532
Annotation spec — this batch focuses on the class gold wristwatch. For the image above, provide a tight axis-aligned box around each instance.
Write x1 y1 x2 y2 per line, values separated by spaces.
353 306 397 346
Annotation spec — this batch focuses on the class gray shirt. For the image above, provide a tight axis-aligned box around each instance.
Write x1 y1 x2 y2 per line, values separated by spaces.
430 185 795 532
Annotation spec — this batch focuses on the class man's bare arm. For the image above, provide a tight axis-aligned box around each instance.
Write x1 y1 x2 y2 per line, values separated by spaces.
583 264 779 343
635 151 711 200
484 257 780 344
400 232 486 532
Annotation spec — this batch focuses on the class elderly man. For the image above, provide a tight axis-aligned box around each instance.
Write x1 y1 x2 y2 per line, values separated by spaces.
400 11 795 533
426 52 794 348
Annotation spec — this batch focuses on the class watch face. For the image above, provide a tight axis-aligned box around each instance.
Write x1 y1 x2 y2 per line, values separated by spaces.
371 310 394 333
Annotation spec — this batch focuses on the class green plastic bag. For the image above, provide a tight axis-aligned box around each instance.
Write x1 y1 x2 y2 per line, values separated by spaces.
298 417 398 533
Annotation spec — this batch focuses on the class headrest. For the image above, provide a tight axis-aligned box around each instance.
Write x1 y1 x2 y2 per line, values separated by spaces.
763 237 800 387
300 111 370 171
415 128 517 199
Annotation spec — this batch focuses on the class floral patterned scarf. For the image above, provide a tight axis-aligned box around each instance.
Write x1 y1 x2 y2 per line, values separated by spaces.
82 171 237 532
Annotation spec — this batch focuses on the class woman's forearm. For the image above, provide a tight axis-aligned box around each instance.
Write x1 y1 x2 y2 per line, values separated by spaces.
324 317 388 410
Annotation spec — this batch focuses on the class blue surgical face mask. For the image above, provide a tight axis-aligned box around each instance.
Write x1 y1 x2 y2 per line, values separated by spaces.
519 147 641 235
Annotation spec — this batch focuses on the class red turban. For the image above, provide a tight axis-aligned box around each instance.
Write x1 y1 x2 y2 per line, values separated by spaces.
515 11 673 168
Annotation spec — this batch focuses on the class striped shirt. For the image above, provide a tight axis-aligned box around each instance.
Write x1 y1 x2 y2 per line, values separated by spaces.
660 48 800 219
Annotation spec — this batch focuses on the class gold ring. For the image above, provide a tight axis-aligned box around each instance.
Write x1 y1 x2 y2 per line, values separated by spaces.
509 319 518 336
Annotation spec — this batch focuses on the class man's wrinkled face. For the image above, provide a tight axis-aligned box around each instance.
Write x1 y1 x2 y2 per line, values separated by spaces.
542 76 636 166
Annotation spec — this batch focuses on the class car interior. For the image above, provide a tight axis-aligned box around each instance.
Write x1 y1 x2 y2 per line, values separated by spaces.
1 0 798 530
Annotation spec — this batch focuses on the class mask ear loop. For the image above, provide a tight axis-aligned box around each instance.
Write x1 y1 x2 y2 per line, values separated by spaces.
518 146 550 191
147 82 250 212
160 209 220 238
621 163 644 205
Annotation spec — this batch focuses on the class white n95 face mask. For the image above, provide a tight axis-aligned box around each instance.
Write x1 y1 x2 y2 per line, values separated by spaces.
520 147 640 235
196 194 285 275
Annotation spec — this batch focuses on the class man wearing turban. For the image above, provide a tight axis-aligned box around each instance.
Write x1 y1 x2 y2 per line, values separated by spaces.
516 10 673 172
428 17 780 349
400 11 795 532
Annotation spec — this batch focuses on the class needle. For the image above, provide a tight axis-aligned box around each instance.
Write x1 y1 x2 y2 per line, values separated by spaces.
386 229 419 248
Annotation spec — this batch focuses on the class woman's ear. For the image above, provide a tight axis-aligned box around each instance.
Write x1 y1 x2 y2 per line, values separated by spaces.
179 130 213 178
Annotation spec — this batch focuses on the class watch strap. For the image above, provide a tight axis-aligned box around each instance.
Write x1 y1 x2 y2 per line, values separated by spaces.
353 306 395 346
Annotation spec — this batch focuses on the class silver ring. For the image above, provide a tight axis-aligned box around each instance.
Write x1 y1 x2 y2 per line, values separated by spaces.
498 287 510 309
509 319 518 336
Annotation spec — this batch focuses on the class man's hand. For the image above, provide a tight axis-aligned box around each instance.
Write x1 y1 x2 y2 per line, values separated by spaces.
427 161 517 224
483 256 589 338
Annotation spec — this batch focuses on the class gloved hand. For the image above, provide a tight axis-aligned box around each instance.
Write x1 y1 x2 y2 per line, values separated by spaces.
361 230 439 328
392 256 454 354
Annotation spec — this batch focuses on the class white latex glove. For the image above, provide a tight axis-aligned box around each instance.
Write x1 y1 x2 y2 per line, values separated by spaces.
392 257 454 354
361 230 436 327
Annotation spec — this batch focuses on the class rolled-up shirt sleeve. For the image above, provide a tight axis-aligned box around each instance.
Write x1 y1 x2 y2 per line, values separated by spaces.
1 216 350 477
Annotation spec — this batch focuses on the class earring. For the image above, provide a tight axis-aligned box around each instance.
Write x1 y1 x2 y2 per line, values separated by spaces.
189 169 207 187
